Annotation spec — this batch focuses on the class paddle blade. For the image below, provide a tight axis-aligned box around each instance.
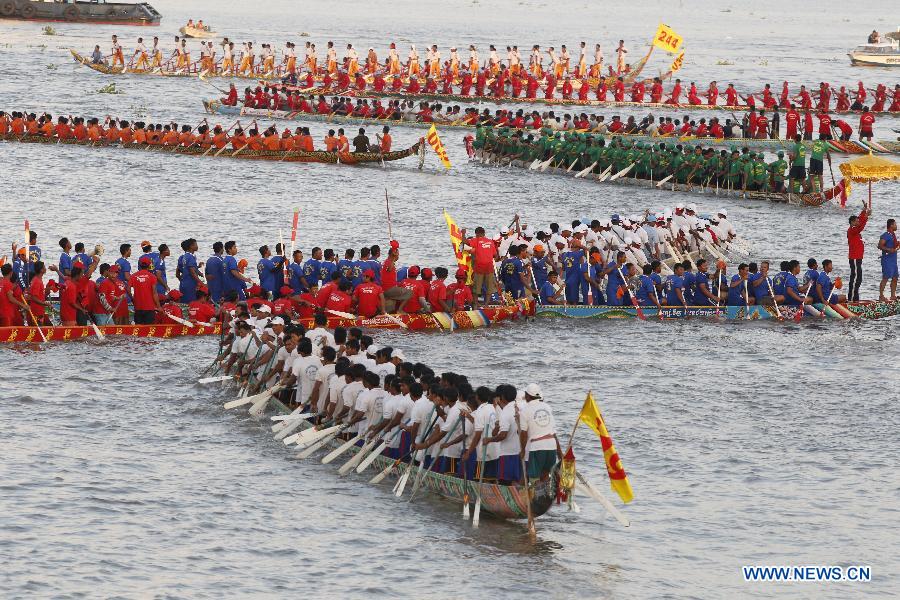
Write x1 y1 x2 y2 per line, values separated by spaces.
356 441 388 473
394 469 411 497
370 460 398 484
199 375 232 384
296 432 335 459
793 305 804 322
321 434 361 464
472 498 481 527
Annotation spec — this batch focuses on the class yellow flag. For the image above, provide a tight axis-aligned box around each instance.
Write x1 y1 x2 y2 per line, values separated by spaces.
578 393 634 504
653 23 683 53
670 50 685 73
442 210 472 282
427 124 452 169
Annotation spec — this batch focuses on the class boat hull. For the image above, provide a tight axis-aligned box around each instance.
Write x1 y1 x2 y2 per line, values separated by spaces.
848 53 900 67
204 100 900 156
0 132 422 166
473 151 843 207
179 25 216 39
268 398 556 520
534 300 900 321
3 1 160 25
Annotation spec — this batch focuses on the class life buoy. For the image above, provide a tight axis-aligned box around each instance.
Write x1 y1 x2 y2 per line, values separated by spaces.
63 5 79 20
21 4 37 18
0 2 15 17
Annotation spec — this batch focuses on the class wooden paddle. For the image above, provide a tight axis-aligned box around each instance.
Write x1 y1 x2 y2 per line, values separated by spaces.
322 433 363 463
574 470 630 527
764 278 784 321
471 421 491 528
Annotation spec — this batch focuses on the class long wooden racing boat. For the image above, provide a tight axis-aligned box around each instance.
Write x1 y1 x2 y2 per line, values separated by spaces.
0 323 221 344
270 82 900 117
203 99 900 156
265 396 557 520
71 49 279 79
0 132 424 166
0 302 532 343
534 299 900 321
471 149 846 208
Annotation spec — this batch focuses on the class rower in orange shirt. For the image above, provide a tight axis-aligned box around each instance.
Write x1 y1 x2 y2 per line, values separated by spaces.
324 129 338 151
11 113 25 135
196 125 212 149
336 128 349 152
298 127 314 151
104 120 120 143
279 128 294 150
118 120 134 144
133 123 147 144
262 127 281 151
246 128 264 150
54 116 74 139
178 124 195 146
87 118 103 142
211 125 229 149
376 125 392 152
39 117 54 137
0 111 9 135
25 114 39 135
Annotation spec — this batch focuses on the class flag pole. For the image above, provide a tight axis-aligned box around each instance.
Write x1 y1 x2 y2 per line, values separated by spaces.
565 392 586 452
385 188 393 240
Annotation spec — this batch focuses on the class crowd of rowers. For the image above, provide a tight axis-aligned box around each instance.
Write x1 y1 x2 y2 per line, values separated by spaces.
92 35 900 113
472 126 838 194
0 204 749 330
0 111 394 154
215 314 562 483
224 86 879 143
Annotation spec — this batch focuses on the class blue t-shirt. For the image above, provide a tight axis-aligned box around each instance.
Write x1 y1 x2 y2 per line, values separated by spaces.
397 266 409 282
783 273 801 305
772 272 787 297
803 268 819 288
272 256 286 288
881 232 898 262
13 258 27 289
727 275 748 306
351 259 368 286
816 271 834 303
205 255 225 299
539 280 556 304
178 253 199 300
605 261 626 304
303 258 321 287
561 251 583 283
664 274 684 305
502 257 524 292
682 271 696 304
59 252 72 283
223 255 240 293
288 262 307 292
531 256 548 289
258 257 278 294
694 271 712 305
75 252 92 272
26 245 41 275
337 259 355 282
636 274 657 306
319 261 337 286
750 273 770 301
366 259 382 284
115 257 132 283
155 257 168 294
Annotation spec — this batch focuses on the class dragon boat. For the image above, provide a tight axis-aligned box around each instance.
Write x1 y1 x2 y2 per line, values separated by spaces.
269 82 900 117
533 299 900 321
470 149 848 208
0 132 424 166
261 395 557 520
202 99 900 156
0 302 532 344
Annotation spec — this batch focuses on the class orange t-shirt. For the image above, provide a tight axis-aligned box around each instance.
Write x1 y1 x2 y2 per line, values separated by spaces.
162 131 178 145
133 129 146 144
280 136 294 150
324 136 337 151
105 126 120 142
179 131 195 146
380 133 392 152
119 128 133 144
11 118 25 135
54 123 73 139
25 120 39 134
230 134 247 149
263 134 281 151
73 124 88 140
0 117 9 135
300 135 314 151
247 135 264 151
87 125 102 141
40 122 54 137
212 133 228 149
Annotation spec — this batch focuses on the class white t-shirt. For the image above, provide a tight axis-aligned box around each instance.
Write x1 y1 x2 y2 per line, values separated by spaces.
314 363 335 413
373 361 396 386
340 380 364 427
231 335 257 359
291 354 323 406
329 375 347 411
348 353 377 372
520 400 557 453
355 388 385 434
389 394 416 448
497 401 521 457
305 327 335 357
277 346 298 373
473 403 499 462
438 403 464 458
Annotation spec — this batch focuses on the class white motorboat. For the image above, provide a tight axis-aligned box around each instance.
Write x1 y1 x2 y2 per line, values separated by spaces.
849 29 900 67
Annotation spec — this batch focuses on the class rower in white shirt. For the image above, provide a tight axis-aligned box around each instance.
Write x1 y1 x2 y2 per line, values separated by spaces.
468 45 479 73
716 209 736 241
289 338 323 408
517 383 561 482
482 384 522 484
372 347 397 385
308 346 336 414
305 313 335 357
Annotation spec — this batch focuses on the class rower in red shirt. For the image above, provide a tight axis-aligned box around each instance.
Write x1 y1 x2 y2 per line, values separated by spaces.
613 78 625 102
755 112 769 139
130 256 161 325
779 81 791 108
427 267 451 312
817 112 832 140
352 270 385 318
650 78 663 103
785 106 800 139
834 119 853 141
406 76 421 94
859 110 875 141
705 81 719 106
446 269 474 310
221 83 238 106
687 83 701 105
666 79 682 104
525 76 539 99
803 111 814 141
460 72 474 96
373 73 386 92
399 267 428 313
424 76 438 94
157 290 185 325
724 84 738 107
510 76 523 98
324 280 353 313
544 75 556 100
630 80 645 103
835 87 851 111
595 80 607 101
561 77 573 100
27 261 50 325
0 263 25 326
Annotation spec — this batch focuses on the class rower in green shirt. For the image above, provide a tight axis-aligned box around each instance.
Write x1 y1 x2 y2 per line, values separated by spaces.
809 138 829 193
788 134 807 194
768 151 787 192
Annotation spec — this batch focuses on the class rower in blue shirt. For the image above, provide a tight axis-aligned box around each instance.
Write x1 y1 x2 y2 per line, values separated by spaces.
560 247 585 304
288 250 308 292
154 244 170 295
338 248 356 284
803 259 819 292
602 251 628 306
257 245 280 299
116 243 132 284
530 246 548 290
682 261 697 305
727 263 750 306
782 260 806 305
177 238 202 303
223 240 250 300
539 271 564 304
636 264 661 307
878 218 898 301
664 263 686 307
585 251 605 305
56 237 73 284
772 261 790 297
815 259 837 303
318 249 337 284
73 242 92 276
205 242 226 303
693 259 718 306
353 249 370 288
272 243 287 293
25 230 41 280
303 247 323 289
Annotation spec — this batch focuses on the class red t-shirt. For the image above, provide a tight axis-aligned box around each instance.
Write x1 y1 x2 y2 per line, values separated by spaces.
447 282 473 308
859 113 874 132
468 237 497 274
324 290 352 313
400 278 425 312
381 259 398 290
158 303 183 324
847 209 868 260
272 297 293 317
0 278 16 320
315 282 337 307
129 270 158 311
28 277 46 317
96 278 118 315
293 292 317 319
59 282 78 321
353 282 383 317
188 300 216 323
428 280 448 311
113 279 129 318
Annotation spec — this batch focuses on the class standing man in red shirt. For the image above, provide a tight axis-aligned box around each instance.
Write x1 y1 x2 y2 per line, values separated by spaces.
0 263 26 326
380 241 411 313
785 104 800 140
130 256 161 324
847 206 871 301
58 266 87 326
27 261 50 325
465 226 500 308
858 108 875 141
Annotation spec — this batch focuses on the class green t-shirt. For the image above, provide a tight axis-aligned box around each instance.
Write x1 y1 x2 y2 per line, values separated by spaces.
811 140 827 160
792 142 806 166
